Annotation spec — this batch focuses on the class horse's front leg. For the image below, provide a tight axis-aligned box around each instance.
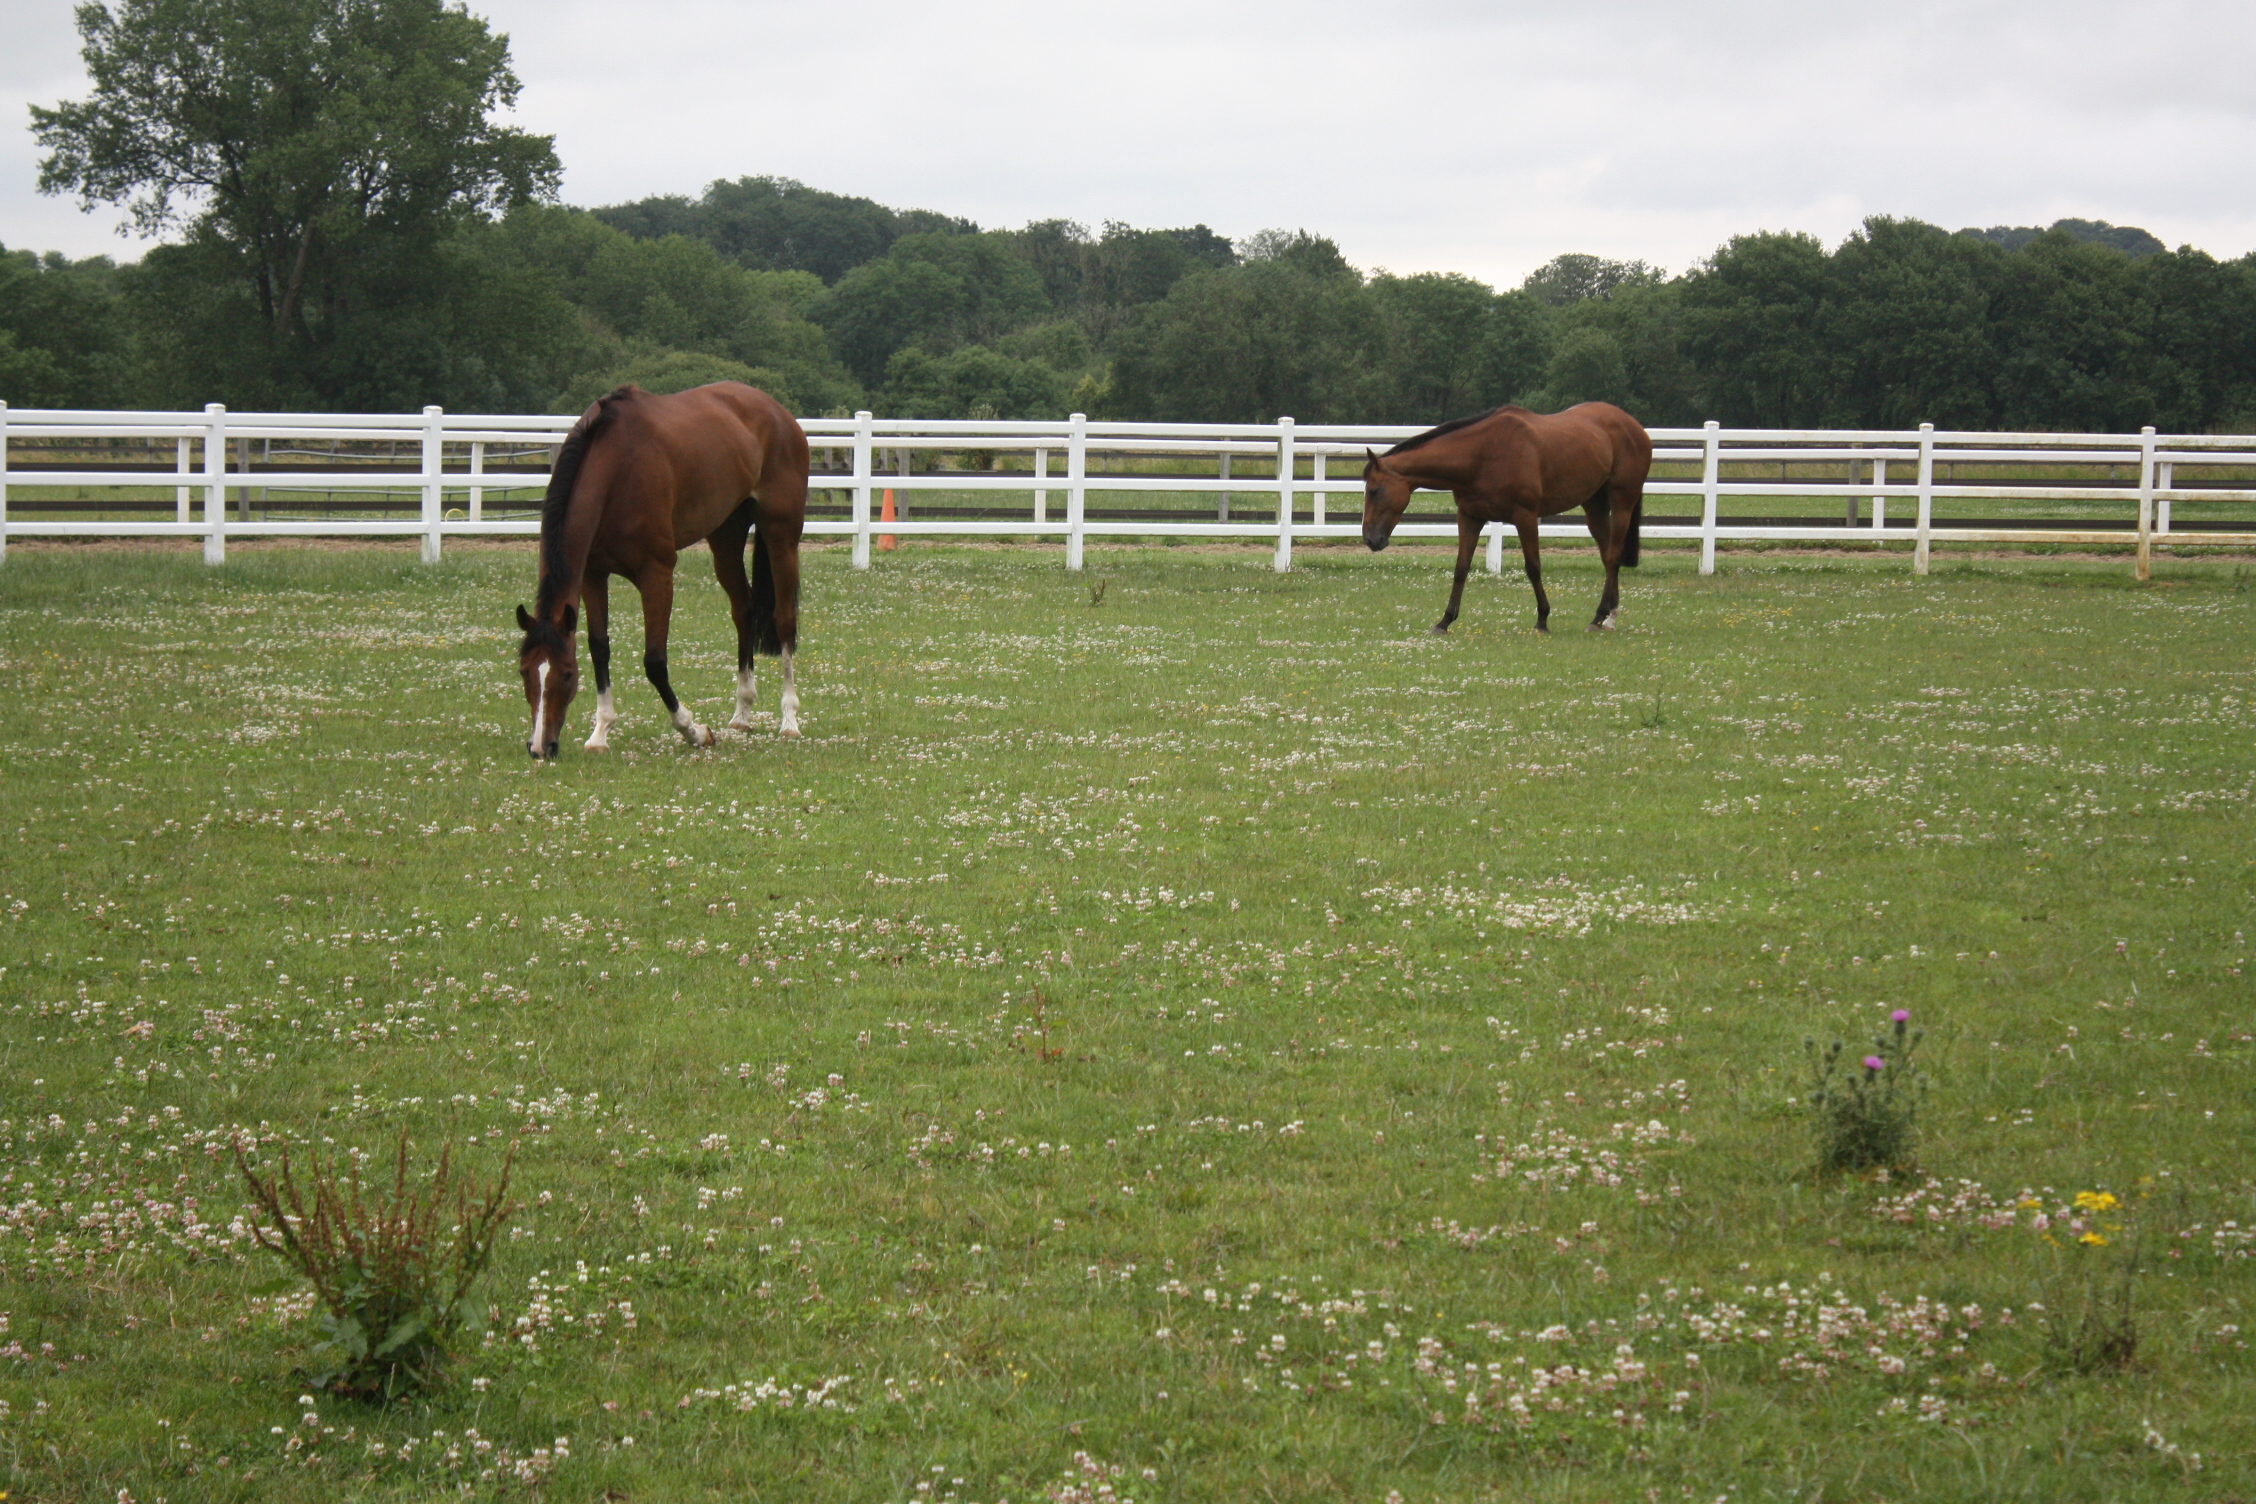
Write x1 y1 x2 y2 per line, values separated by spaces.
582 572 620 751
636 565 713 748
1432 513 1483 634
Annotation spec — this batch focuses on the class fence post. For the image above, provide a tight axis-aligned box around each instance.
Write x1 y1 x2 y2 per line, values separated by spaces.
1066 411 1088 572
421 406 444 563
203 404 228 565
1872 457 1886 530
2155 453 2172 537
1218 452 1230 521
1487 521 1504 575
1914 423 1935 575
0 400 9 566
1698 420 1720 575
1032 445 1047 524
850 410 873 570
469 440 486 522
1273 416 1296 572
2135 425 2156 582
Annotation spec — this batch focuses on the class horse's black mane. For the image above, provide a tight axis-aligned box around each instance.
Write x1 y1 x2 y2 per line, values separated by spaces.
529 389 632 630
1384 403 1517 457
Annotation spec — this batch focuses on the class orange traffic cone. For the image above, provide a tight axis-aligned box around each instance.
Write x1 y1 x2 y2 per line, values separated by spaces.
879 488 897 552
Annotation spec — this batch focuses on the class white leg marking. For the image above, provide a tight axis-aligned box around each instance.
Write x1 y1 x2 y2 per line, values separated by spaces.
672 701 713 748
529 661 549 754
583 685 617 751
779 646 801 738
729 667 758 731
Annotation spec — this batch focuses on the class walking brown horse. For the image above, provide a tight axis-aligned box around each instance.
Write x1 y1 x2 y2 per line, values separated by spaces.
515 382 808 759
1361 401 1652 634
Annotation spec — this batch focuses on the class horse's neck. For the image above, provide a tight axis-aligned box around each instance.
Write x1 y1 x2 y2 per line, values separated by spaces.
1393 439 1484 490
535 494 602 624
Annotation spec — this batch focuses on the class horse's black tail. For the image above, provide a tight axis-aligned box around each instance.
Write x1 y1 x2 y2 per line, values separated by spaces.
1620 493 1644 568
749 527 783 656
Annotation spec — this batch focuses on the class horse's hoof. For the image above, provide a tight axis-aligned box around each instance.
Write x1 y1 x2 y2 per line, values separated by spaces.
779 722 802 739
727 717 756 733
1429 625 1451 637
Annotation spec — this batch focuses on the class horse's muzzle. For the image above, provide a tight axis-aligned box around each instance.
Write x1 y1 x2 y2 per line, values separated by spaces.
529 740 559 761
1363 528 1390 552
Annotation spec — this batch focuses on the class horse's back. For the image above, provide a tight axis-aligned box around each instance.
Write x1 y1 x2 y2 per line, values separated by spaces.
1492 402 1649 505
1530 402 1650 473
603 383 808 493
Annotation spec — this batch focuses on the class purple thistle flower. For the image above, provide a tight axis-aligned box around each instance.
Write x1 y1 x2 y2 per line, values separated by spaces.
1863 1055 1886 1072
1890 1009 1912 1023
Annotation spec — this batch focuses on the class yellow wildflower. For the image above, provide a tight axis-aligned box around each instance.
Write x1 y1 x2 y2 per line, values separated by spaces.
2073 1191 2120 1213
2080 1232 2109 1247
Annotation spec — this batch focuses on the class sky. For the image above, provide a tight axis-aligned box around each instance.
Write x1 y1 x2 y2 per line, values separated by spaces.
7 0 2255 286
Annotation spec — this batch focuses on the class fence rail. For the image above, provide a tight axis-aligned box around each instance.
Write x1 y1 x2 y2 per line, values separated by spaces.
3 404 2252 581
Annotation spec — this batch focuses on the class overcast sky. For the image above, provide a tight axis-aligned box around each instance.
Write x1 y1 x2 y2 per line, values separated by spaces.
7 0 2255 285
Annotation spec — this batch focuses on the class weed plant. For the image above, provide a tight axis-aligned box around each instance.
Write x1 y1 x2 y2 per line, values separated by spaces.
1804 1009 1926 1173
237 1130 516 1399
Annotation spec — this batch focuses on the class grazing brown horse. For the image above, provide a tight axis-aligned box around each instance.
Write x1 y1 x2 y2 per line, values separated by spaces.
1362 401 1652 634
516 383 808 759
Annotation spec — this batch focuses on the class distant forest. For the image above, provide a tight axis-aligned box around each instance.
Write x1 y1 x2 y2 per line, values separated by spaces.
6 174 2254 432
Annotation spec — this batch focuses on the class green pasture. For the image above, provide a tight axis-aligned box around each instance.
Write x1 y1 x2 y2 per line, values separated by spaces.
0 540 2250 1502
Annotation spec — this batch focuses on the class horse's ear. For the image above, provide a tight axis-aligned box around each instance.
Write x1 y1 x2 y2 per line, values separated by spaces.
562 604 578 635
1363 447 1380 473
515 604 535 633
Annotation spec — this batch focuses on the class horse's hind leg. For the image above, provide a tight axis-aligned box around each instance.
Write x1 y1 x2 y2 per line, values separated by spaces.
1581 493 1622 631
1514 515 1551 632
710 502 760 731
582 572 620 751
635 564 713 748
756 515 804 737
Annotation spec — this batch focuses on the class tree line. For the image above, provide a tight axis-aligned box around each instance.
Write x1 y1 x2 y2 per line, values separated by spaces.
10 0 2256 434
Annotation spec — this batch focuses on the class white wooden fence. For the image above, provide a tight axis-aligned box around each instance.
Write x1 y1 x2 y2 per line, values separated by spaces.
3 404 2253 582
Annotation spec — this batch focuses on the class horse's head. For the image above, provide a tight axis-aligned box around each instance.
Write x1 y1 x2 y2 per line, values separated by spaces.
515 603 579 760
1361 448 1412 551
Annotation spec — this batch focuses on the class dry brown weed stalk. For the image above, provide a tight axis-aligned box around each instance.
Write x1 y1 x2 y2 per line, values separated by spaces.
235 1129 516 1399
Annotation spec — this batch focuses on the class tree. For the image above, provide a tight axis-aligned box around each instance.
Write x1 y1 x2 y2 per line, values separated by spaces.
1828 217 2002 429
1989 231 2154 431
1679 232 1836 428
814 233 1051 386
2138 249 2256 432
0 245 132 406
595 176 978 284
33 0 559 405
1108 237 1379 423
1521 253 1664 308
1366 273 1555 423
881 345 1069 420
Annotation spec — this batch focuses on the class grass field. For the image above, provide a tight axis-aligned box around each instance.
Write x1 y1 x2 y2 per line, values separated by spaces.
1 540 2250 1502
